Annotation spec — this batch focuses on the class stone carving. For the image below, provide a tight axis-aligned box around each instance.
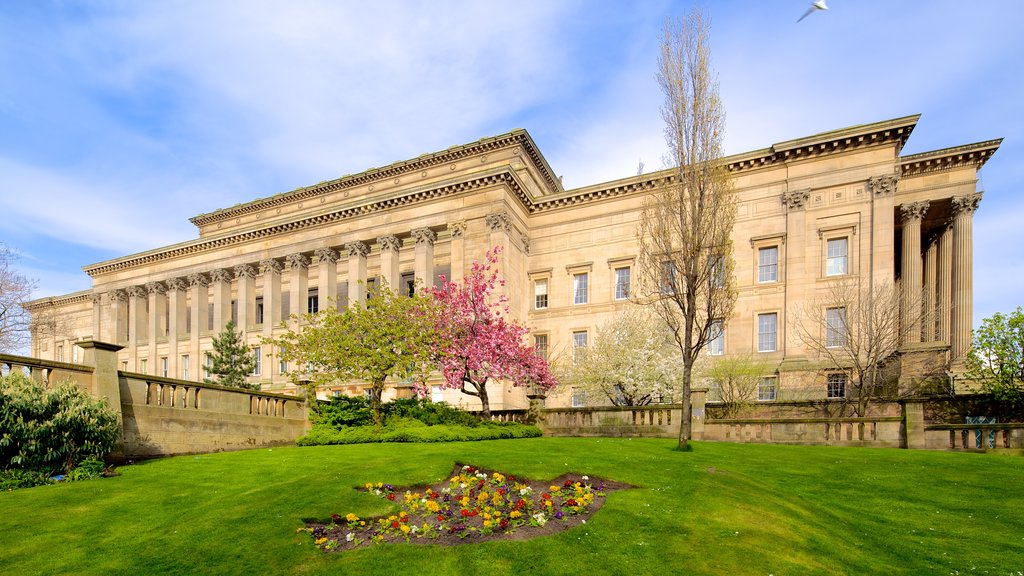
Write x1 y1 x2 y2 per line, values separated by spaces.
782 189 810 210
166 277 188 292
209 268 232 283
259 259 283 274
111 289 129 303
126 285 147 299
900 201 930 222
377 235 402 253
951 193 982 216
448 220 467 238
314 247 339 264
867 174 899 196
90 292 103 305
187 273 210 288
286 253 310 270
145 281 166 295
521 233 530 255
486 211 511 231
346 241 370 258
411 228 437 246
234 264 257 279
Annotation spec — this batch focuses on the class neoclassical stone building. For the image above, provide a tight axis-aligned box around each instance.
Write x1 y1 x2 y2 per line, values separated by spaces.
27 115 1000 411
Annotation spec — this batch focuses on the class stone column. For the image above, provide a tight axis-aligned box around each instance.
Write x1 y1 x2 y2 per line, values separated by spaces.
166 278 188 378
145 282 166 375
90 293 103 342
868 175 899 284
260 259 283 332
922 238 938 342
448 221 467 283
234 264 257 331
936 225 953 345
412 228 437 289
899 201 929 345
345 241 369 306
782 189 810 356
209 268 232 333
951 193 982 362
127 285 147 371
107 290 128 344
378 235 401 292
314 248 339 310
286 253 310 320
187 273 209 380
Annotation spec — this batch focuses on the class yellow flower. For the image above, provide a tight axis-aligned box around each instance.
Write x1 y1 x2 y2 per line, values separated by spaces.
400 524 411 534
346 513 359 522
314 537 328 545
364 482 373 490
483 520 493 528
550 486 561 492
376 482 383 489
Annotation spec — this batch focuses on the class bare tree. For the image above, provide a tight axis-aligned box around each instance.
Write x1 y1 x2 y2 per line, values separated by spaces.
637 9 737 449
700 353 771 418
0 244 36 354
793 279 931 416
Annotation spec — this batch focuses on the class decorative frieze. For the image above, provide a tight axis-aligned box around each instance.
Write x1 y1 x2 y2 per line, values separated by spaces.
782 189 810 210
314 247 339 264
867 174 899 196
377 235 402 253
899 201 930 222
286 253 310 270
411 228 437 246
345 241 370 258
448 221 467 238
486 211 511 231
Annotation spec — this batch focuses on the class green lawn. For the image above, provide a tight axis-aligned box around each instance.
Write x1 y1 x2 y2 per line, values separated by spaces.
2 438 1022 575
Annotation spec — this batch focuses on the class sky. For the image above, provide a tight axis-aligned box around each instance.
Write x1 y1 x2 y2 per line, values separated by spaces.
1 0 1022 328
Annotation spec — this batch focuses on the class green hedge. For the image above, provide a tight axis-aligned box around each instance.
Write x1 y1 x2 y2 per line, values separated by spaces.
296 417 542 445
312 396 482 428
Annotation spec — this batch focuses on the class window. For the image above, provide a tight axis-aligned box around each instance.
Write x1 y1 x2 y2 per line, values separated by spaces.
204 353 213 379
614 267 631 300
571 387 587 408
827 373 847 398
140 359 148 374
758 247 778 283
826 237 848 276
56 345 64 363
308 291 319 314
534 334 549 360
706 380 723 403
279 347 288 375
181 355 190 380
758 377 777 401
826 307 847 348
707 320 724 356
255 298 264 324
251 346 262 376
72 346 79 363
572 330 588 364
120 361 128 372
160 357 168 378
573 273 588 305
661 261 677 295
757 313 777 353
534 279 548 309
710 255 726 289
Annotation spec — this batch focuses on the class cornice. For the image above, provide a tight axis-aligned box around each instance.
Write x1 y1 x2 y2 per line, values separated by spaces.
899 138 1002 177
188 129 562 228
23 289 93 310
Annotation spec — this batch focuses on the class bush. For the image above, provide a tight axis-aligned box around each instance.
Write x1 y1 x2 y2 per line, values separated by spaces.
313 395 373 428
0 468 53 491
296 418 542 446
313 396 483 429
67 456 107 482
0 372 120 475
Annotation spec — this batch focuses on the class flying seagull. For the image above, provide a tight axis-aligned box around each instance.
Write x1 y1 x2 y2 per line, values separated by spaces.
797 0 828 23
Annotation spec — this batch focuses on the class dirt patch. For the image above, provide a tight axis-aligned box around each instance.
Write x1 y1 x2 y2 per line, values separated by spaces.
302 463 632 551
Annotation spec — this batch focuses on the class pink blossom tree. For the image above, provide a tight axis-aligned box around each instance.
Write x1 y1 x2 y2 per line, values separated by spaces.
426 247 556 418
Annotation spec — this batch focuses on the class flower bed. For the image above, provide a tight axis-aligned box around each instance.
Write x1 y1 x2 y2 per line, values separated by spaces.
301 464 630 551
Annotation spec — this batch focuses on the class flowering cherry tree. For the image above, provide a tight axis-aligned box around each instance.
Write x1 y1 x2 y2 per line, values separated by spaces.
427 247 556 418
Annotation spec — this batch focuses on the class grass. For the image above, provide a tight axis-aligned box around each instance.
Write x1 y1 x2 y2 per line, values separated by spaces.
2 438 1022 575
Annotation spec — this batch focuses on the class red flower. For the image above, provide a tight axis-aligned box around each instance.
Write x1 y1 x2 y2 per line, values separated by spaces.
516 499 526 509
391 521 399 529
437 515 446 522
387 493 396 501
542 493 551 500
330 514 342 524
499 518 509 529
564 480 572 487
566 498 578 507
401 516 409 523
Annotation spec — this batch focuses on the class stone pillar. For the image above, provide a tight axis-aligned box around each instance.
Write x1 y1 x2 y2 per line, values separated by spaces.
868 175 899 284
936 224 953 345
234 264 256 331
166 278 188 378
126 286 147 371
314 248 339 310
412 228 437 289
899 201 929 345
951 193 982 362
76 340 125 456
90 293 103 342
345 241 369 306
209 268 232 333
902 400 927 450
145 281 166 374
286 253 310 320
690 387 708 441
922 238 938 342
260 259 283 331
187 273 209 381
782 189 810 356
448 221 467 283
378 235 401 292
107 290 128 344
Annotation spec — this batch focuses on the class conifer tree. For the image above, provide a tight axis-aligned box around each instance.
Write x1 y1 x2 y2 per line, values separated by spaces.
206 320 258 390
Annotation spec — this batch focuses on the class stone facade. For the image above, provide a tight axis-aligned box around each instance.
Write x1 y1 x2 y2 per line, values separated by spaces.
26 115 1001 411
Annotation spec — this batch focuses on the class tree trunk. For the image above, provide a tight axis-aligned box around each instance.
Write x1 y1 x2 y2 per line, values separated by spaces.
478 383 491 420
370 382 384 427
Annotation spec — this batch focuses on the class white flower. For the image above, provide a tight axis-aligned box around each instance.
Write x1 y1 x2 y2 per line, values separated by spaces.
345 533 355 542
582 475 589 481
462 465 470 470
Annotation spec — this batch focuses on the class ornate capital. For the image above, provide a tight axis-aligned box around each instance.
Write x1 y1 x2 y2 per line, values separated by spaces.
286 253 310 270
111 289 129 303
209 268 232 284
145 281 166 296
234 264 257 280
345 241 370 258
187 273 210 288
259 259 283 275
448 220 467 238
521 233 530 255
411 228 436 246
900 201 930 223
867 174 899 196
377 235 402 253
782 189 810 210
166 277 188 292
90 292 103 305
486 211 511 232
126 285 147 299
314 247 339 264
951 193 982 216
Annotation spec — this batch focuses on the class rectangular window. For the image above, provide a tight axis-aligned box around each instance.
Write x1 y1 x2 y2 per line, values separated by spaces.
534 334 549 360
826 237 848 276
181 355 190 380
279 347 288 375
707 320 725 355
252 346 262 376
572 330 588 364
758 377 777 401
204 353 213 379
661 261 677 295
573 273 588 305
571 387 587 408
758 247 778 283
534 279 548 310
308 291 319 314
120 361 128 372
710 255 726 289
140 358 148 374
255 298 264 325
614 267 631 300
827 373 847 398
826 307 847 348
160 357 168 378
56 345 64 363
757 313 777 353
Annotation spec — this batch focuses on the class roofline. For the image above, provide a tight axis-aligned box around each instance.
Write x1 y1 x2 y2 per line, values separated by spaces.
899 138 1003 177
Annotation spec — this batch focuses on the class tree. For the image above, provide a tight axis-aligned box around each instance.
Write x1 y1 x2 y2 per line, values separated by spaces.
427 247 557 419
558 306 681 406
637 9 736 449
206 320 258 390
965 307 1024 410
0 244 35 354
793 279 922 417
274 284 436 426
700 353 771 418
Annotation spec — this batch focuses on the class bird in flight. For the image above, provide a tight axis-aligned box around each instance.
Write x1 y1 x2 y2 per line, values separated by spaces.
797 0 829 23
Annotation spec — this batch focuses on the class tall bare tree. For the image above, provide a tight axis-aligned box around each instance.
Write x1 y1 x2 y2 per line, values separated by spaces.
0 244 36 354
638 10 737 449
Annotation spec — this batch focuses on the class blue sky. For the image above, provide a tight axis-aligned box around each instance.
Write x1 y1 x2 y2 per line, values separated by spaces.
2 0 1022 326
